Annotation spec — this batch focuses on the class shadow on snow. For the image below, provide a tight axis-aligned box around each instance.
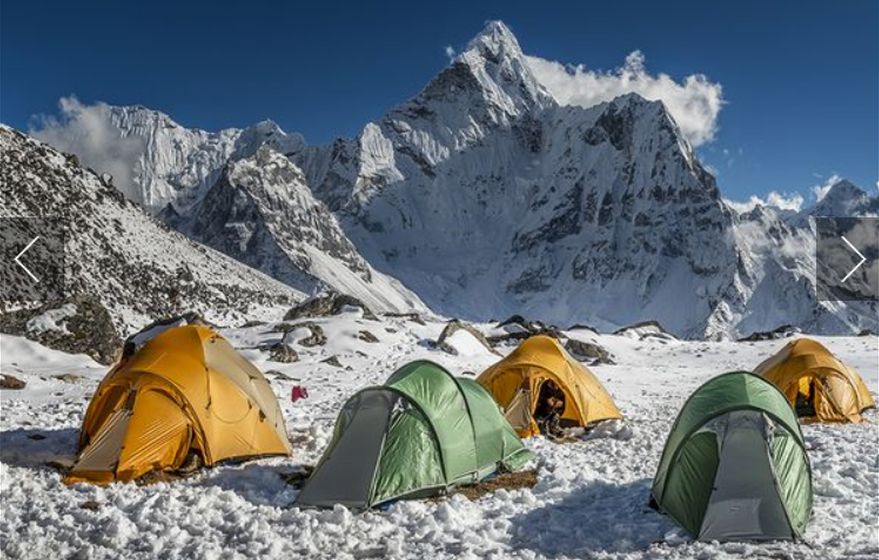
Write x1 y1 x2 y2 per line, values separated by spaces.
0 427 78 468
509 478 673 557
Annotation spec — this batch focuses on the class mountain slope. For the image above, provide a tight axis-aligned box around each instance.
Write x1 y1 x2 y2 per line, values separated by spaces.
0 126 299 332
292 22 741 336
22 21 878 338
186 146 425 312
106 105 305 213
293 21 876 338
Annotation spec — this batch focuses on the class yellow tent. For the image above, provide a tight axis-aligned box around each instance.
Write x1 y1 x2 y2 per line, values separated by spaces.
477 335 622 437
65 325 292 484
754 338 875 423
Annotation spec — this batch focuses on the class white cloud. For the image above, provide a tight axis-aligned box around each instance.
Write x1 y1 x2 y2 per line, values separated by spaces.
811 173 842 202
444 45 455 60
725 191 805 214
525 50 723 147
29 96 145 202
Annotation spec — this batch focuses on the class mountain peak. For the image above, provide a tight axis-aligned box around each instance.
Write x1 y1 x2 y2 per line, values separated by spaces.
822 178 865 201
463 20 523 61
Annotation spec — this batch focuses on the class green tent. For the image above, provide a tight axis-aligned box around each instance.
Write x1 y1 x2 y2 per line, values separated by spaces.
651 372 812 541
296 360 534 509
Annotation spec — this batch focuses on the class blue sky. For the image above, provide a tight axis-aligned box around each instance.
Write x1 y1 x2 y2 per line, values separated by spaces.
2 1 876 203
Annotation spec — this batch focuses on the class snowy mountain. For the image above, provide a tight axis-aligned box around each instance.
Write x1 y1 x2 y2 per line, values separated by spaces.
0 126 299 332
184 146 425 312
17 21 878 339
106 105 305 213
802 179 879 221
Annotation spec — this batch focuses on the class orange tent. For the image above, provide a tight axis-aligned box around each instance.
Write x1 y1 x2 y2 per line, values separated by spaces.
477 335 622 437
66 325 291 484
754 338 875 423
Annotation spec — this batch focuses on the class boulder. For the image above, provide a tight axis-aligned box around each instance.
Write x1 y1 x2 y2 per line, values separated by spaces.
266 343 299 363
564 339 614 365
283 322 326 347
0 295 120 364
435 319 498 355
284 292 377 321
383 312 426 325
737 325 802 342
321 355 343 368
357 330 379 343
0 374 26 390
487 315 564 345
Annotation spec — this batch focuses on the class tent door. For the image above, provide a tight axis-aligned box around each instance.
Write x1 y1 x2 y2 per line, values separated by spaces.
296 390 397 509
699 410 792 541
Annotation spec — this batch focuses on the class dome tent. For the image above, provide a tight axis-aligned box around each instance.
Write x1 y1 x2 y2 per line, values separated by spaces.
754 338 874 423
296 360 533 509
65 325 291 484
476 335 622 437
651 372 812 542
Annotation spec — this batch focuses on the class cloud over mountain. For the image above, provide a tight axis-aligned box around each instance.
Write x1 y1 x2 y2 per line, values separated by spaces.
525 50 723 147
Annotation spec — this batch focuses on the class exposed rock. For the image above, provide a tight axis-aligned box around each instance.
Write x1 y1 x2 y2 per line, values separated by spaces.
265 343 299 363
265 370 295 381
737 325 802 342
383 312 426 325
488 315 564 345
321 355 343 368
435 319 498 355
613 320 677 342
79 500 101 511
357 330 379 343
0 374 26 390
53 373 84 384
564 339 614 365
0 295 121 364
284 292 377 321
283 322 326 347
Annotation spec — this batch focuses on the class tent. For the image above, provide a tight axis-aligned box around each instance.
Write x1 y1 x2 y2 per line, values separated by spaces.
296 360 533 509
651 372 812 542
476 335 622 437
754 338 875 423
65 325 292 484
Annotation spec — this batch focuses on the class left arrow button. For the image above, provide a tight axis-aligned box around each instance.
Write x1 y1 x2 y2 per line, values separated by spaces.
14 236 41 282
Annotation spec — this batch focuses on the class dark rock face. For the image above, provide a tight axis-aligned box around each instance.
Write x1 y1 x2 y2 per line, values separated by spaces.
564 339 614 365
0 295 120 364
284 292 377 321
0 126 295 333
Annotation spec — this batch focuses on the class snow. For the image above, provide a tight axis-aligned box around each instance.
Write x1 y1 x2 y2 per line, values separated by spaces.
25 304 78 336
1 318 876 559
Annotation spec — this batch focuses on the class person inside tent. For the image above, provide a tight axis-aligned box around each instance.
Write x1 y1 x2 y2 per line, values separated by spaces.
795 378 817 418
534 380 566 439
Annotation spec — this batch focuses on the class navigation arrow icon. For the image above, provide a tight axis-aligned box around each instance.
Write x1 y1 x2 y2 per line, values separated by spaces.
14 236 40 283
840 235 866 283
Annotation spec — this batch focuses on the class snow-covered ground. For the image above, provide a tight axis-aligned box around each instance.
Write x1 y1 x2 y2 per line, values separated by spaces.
1 312 876 559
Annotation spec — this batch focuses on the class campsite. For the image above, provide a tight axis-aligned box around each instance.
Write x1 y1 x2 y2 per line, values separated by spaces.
1 307 875 559
2 3 878 559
